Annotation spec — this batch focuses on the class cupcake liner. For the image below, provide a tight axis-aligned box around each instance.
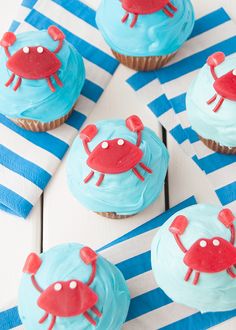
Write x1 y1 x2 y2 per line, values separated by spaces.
9 109 73 132
111 50 177 71
95 211 136 219
199 135 236 155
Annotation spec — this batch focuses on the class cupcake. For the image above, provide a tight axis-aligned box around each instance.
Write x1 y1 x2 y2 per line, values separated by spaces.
0 26 85 132
19 243 130 329
96 0 195 71
151 204 236 312
186 52 236 155
67 115 169 219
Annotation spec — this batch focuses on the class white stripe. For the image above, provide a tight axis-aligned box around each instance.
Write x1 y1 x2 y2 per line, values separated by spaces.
0 165 42 204
1 124 60 175
46 123 78 146
138 80 163 105
127 271 157 299
34 0 113 56
84 58 112 89
74 95 95 115
15 21 38 33
208 163 236 188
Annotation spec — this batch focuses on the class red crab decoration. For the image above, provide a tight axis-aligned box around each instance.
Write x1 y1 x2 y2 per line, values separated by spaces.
169 208 236 285
0 26 65 92
120 0 178 28
206 52 236 112
79 115 153 187
23 247 102 330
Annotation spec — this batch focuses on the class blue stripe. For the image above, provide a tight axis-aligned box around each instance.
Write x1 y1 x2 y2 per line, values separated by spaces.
160 309 236 330
0 145 51 190
66 110 86 130
0 306 22 329
81 80 104 103
9 20 20 32
148 94 171 117
99 196 196 252
0 185 32 218
170 93 186 113
0 114 69 160
116 251 151 280
216 182 236 206
170 125 188 144
185 127 199 144
127 288 172 321
22 0 37 8
25 10 118 75
157 36 236 84
127 71 157 91
190 8 230 39
197 153 236 174
52 0 97 28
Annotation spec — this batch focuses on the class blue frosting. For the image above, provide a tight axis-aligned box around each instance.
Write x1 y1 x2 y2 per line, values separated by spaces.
67 119 169 215
18 243 130 330
0 30 85 122
151 204 236 312
187 56 236 147
96 0 195 57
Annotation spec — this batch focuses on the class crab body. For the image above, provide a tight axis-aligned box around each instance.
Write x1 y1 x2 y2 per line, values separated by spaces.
207 52 236 112
80 116 153 187
121 0 178 28
0 26 65 92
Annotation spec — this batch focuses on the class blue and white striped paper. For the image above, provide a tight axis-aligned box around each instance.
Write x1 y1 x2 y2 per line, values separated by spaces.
0 0 118 218
127 5 236 212
2 196 236 329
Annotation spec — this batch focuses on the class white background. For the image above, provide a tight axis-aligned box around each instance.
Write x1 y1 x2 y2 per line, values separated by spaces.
0 0 235 329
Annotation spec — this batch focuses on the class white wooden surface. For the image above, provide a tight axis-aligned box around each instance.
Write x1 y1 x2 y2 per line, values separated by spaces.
0 1 235 329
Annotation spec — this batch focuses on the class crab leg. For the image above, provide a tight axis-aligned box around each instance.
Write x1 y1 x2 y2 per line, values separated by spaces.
5 73 15 87
39 312 49 324
130 14 138 28
184 268 193 282
132 167 144 181
13 77 22 91
121 12 129 23
46 77 56 92
53 73 63 87
84 311 96 326
167 2 177 12
84 171 94 184
193 271 200 285
48 315 56 330
91 305 102 317
212 97 224 112
227 268 236 278
163 7 174 18
207 93 217 105
96 173 105 186
139 162 152 174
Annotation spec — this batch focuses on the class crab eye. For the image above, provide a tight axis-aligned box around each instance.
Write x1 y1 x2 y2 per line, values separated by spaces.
69 281 77 289
117 139 124 146
54 283 62 291
213 239 220 246
233 69 236 76
37 46 44 53
101 141 109 149
23 47 30 54
199 240 207 247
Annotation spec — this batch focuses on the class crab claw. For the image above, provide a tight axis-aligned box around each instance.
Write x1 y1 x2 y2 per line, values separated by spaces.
23 253 42 275
218 208 235 228
169 215 189 235
0 32 16 47
207 52 225 67
126 115 144 132
80 124 98 142
48 25 65 41
80 247 98 265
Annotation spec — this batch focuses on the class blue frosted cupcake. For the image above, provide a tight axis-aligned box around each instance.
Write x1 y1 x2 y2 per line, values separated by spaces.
187 52 236 154
96 0 195 71
0 26 85 131
67 115 169 219
19 243 130 329
151 204 236 312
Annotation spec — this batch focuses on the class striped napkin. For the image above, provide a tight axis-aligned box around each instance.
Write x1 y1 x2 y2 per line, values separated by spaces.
2 196 236 329
0 0 118 218
127 4 236 211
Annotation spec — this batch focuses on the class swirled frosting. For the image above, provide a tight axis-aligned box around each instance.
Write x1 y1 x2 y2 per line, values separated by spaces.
187 56 236 147
151 204 236 312
18 243 130 329
67 119 169 215
0 30 85 122
96 0 195 57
